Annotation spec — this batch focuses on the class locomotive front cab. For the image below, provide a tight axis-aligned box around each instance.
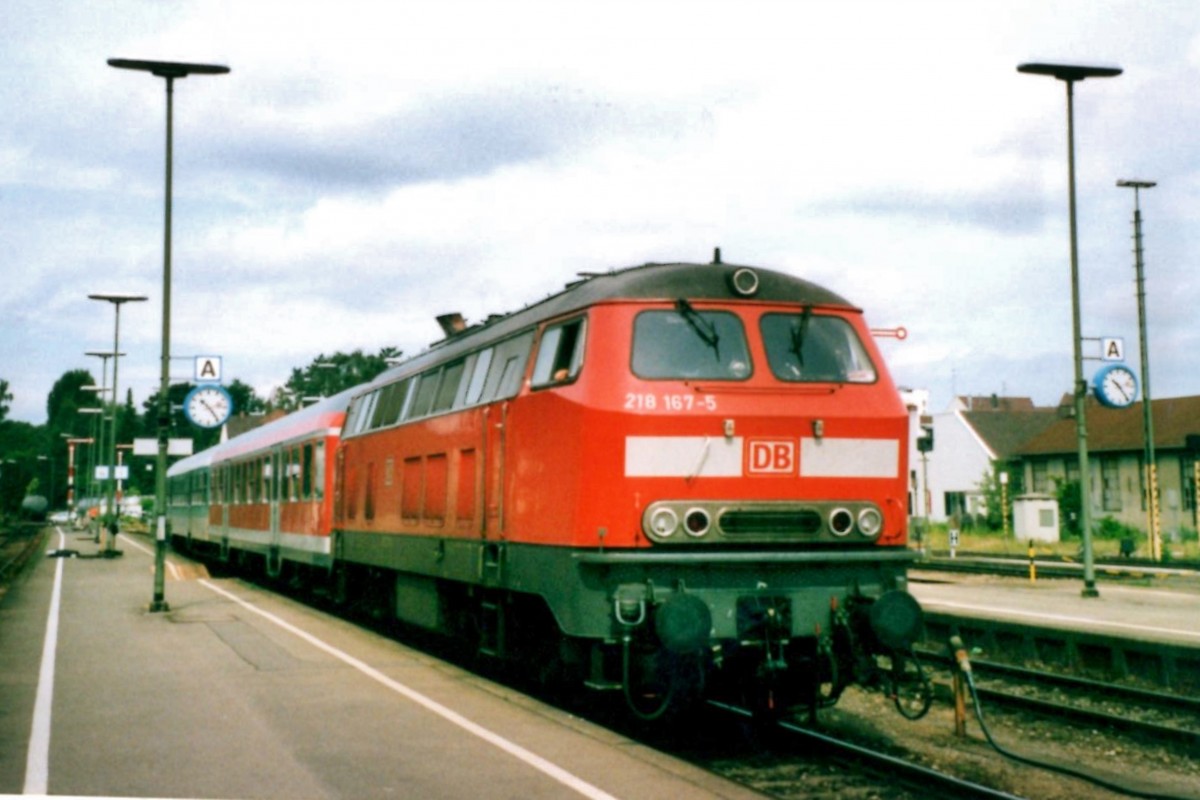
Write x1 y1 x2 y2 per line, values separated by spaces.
563 262 924 718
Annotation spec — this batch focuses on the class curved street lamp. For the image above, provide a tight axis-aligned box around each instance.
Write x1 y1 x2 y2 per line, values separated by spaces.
1017 62 1122 598
108 57 230 612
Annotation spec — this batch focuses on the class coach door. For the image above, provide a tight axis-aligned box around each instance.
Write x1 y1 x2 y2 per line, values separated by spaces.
267 447 283 577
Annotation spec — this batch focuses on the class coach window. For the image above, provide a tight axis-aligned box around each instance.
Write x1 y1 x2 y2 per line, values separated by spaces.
632 308 750 380
314 442 326 499
532 317 586 388
302 443 314 499
290 447 301 501
760 313 877 384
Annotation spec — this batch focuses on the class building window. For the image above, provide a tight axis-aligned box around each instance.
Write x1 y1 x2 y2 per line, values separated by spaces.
1183 455 1196 512
944 492 967 523
1101 457 1121 512
1031 460 1050 494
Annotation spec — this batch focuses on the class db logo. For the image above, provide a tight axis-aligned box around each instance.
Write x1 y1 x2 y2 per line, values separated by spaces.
748 439 796 475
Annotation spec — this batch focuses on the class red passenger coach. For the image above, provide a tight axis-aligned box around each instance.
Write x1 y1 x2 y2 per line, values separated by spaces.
170 255 927 721
167 390 350 573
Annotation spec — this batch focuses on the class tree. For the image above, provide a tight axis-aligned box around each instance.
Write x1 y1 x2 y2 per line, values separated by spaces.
0 420 45 515
978 461 1025 531
0 378 12 423
278 348 400 410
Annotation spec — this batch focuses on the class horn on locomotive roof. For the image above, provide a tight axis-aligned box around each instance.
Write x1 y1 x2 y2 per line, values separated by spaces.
712 247 722 264
436 312 467 337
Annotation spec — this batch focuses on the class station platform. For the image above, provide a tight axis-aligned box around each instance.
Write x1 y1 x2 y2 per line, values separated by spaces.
909 566 1200 649
0 527 764 800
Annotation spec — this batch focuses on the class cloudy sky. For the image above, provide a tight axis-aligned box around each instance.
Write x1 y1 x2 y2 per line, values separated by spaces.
3 0 1199 425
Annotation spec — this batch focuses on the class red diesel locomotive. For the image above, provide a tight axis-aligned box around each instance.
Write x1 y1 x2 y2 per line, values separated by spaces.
168 255 924 719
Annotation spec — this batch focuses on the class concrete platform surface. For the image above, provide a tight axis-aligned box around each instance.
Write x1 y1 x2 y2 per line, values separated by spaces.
910 569 1200 648
0 527 765 800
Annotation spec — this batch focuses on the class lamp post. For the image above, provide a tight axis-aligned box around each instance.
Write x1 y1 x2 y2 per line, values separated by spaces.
108 57 230 612
88 293 147 556
85 350 123 520
1117 179 1160 561
1018 61 1122 598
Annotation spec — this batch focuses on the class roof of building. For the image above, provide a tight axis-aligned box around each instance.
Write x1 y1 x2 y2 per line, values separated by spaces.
955 395 1037 412
961 408 1060 459
1017 395 1200 456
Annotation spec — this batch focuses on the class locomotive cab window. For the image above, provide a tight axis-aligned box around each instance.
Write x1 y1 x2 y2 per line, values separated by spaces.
532 317 586 387
632 306 751 380
760 312 877 384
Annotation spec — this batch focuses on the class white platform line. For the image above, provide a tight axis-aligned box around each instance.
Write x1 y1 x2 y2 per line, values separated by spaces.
23 529 65 795
921 598 1200 642
199 579 620 800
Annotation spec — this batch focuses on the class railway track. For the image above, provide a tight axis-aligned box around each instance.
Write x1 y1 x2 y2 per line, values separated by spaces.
702 700 1024 800
0 522 47 597
918 648 1200 750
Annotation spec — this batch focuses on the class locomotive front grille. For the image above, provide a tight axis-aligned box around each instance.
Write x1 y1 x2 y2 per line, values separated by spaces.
719 509 822 536
642 499 886 544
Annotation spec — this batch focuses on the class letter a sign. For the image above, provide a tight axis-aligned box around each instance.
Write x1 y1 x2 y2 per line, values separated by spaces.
195 356 223 384
1101 338 1125 362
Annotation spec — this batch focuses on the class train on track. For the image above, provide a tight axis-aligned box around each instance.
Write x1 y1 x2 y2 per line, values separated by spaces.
167 254 925 719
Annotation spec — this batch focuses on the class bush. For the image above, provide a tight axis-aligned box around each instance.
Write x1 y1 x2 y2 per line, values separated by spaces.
1095 515 1141 541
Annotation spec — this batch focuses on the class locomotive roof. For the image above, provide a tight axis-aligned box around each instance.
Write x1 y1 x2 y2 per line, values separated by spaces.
374 260 857 383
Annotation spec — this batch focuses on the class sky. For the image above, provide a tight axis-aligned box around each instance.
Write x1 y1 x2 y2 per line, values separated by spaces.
3 0 1200 425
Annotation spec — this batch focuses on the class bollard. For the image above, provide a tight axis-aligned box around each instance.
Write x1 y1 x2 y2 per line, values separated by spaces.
949 633 971 737
1028 539 1036 583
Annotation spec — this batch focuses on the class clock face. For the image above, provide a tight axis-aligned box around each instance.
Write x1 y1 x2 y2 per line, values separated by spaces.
185 385 233 428
1094 364 1138 409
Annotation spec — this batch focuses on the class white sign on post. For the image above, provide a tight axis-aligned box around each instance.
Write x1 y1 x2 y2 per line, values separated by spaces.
194 356 223 384
1101 337 1125 362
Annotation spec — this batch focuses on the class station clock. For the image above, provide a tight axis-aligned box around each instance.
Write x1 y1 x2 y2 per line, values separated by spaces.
1092 363 1139 409
184 384 233 428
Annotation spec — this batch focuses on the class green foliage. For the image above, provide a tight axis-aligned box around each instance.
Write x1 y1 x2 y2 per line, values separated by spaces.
1055 478 1082 539
1095 515 1140 541
975 460 1024 531
277 348 401 411
0 378 12 423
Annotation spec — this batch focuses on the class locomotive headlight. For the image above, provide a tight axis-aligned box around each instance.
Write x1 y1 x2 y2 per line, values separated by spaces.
684 508 711 537
857 507 883 537
649 507 680 537
829 508 854 537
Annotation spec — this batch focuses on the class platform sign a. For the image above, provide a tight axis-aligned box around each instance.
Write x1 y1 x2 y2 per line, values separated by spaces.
1101 338 1125 362
194 356 222 384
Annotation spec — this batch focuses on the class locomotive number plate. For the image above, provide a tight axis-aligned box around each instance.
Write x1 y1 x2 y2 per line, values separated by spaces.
624 393 718 412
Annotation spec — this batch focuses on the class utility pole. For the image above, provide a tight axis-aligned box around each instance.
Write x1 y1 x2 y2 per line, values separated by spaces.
1117 179 1159 561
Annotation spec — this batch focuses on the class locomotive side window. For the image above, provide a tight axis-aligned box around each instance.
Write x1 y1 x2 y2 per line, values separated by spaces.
632 308 751 380
433 359 466 412
372 380 410 428
760 313 877 384
531 317 586 388
461 348 493 406
409 370 439 418
479 331 535 401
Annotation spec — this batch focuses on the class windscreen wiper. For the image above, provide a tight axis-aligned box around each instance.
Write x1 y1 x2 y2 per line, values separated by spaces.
675 298 720 359
790 305 812 366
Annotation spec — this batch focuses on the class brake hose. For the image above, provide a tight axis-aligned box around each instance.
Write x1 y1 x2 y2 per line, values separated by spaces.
949 634 1193 800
